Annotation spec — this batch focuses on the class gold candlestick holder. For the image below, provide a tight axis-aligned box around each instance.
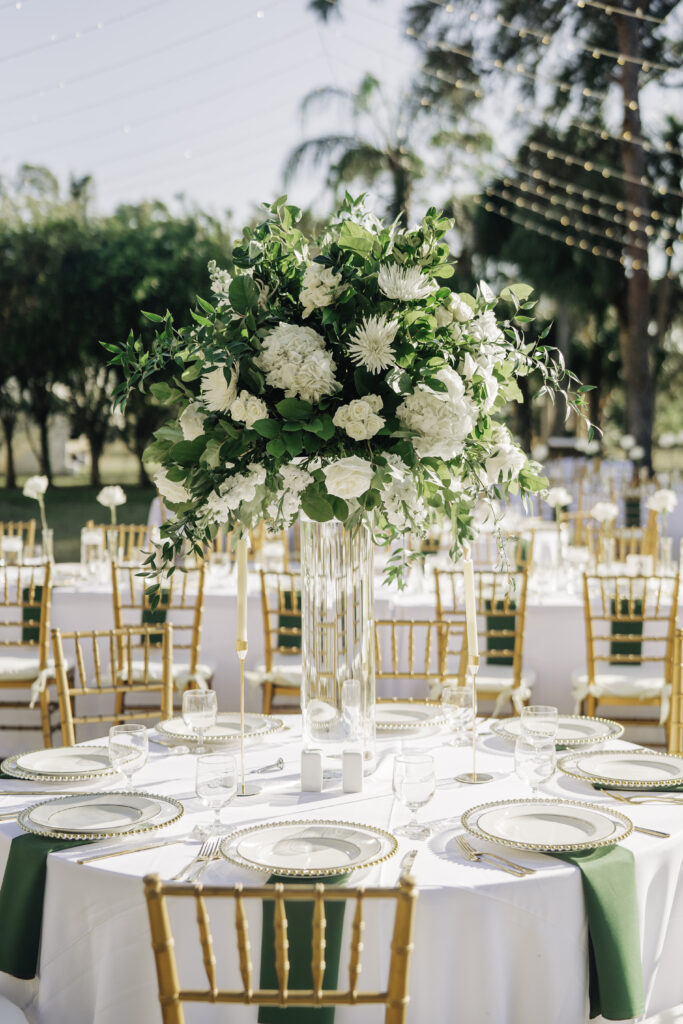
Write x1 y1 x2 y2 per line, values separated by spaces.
455 655 493 785
235 637 261 798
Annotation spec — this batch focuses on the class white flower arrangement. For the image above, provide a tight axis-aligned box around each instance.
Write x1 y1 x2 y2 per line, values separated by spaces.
22 475 49 533
112 195 587 584
590 501 619 524
96 485 127 525
545 487 573 510
647 489 678 515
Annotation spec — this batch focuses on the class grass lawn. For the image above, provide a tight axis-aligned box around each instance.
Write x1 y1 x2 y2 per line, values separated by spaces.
0 486 156 562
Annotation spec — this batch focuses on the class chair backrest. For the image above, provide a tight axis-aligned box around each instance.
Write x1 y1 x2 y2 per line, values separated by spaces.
375 618 462 697
143 873 418 1024
86 521 154 563
111 563 206 674
52 624 174 745
260 570 302 667
582 573 680 685
670 628 683 755
0 561 52 667
469 532 534 571
205 524 266 562
434 568 528 683
0 519 38 558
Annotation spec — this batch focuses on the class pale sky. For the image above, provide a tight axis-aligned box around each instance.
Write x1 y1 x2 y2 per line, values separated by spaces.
0 0 420 224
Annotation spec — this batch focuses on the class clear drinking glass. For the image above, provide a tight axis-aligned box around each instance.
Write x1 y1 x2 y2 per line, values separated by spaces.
520 705 559 742
514 735 556 795
392 753 436 840
81 528 104 578
1 535 23 566
108 724 149 790
441 685 474 746
182 689 218 752
195 753 237 835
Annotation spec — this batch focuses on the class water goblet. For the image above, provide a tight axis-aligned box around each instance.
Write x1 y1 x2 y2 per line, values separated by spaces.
392 753 436 840
182 689 218 752
195 753 237 835
514 735 556 796
441 685 474 746
520 705 559 743
108 724 149 791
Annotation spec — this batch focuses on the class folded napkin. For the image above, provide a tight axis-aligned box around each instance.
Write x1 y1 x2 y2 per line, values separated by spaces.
554 845 644 1021
258 873 350 1024
0 833 90 979
593 782 683 793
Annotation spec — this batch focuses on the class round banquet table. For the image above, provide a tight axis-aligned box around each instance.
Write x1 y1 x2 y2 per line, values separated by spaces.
1 721 683 1024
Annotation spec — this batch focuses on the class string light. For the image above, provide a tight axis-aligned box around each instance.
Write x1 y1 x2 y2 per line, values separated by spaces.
528 140 683 200
575 0 670 25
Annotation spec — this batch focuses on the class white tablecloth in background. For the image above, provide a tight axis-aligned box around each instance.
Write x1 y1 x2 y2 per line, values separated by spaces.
1 722 683 1024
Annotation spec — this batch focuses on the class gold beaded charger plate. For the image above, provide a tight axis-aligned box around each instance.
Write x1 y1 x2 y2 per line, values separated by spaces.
558 750 683 789
491 715 623 747
462 799 632 852
2 746 122 782
19 791 183 840
375 701 447 732
156 712 284 746
221 819 398 877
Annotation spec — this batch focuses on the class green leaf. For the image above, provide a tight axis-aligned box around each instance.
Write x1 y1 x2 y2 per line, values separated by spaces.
200 439 221 469
332 497 349 521
196 296 216 316
141 310 164 323
431 263 454 279
338 220 374 256
170 439 205 466
275 398 313 421
301 489 335 522
266 437 287 458
228 275 259 314
500 283 534 302
252 418 280 439
284 433 303 457
149 382 181 404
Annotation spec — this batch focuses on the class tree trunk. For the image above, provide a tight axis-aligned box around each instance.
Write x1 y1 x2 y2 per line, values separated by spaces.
135 442 151 487
0 414 16 488
389 158 411 227
88 431 105 488
36 413 52 482
613 9 654 472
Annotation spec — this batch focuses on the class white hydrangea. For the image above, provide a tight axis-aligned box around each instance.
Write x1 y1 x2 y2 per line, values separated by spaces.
200 365 239 413
300 263 342 318
382 454 428 532
256 322 339 404
207 260 232 304
484 426 526 486
230 391 269 428
468 310 504 345
347 314 399 374
205 463 266 523
179 403 205 441
333 396 384 441
267 462 315 524
377 263 436 301
397 367 475 460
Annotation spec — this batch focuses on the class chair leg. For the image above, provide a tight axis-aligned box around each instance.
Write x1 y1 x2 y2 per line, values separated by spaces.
586 694 596 718
263 681 273 715
39 685 52 748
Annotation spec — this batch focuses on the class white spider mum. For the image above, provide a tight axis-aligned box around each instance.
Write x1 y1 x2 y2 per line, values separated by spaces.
347 314 399 374
200 364 239 413
377 263 436 302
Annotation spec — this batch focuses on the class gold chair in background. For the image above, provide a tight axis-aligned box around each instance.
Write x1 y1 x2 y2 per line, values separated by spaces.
0 520 37 558
669 628 683 755
572 573 680 744
251 570 302 714
86 521 154 563
143 872 418 1024
374 618 458 700
0 561 57 747
469 532 534 571
434 567 534 715
52 624 174 746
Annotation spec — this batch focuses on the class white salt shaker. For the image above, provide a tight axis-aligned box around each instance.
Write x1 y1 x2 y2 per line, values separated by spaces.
342 750 364 793
301 749 323 792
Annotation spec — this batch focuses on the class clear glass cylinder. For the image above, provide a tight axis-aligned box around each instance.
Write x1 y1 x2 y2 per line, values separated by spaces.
300 519 375 762
41 528 54 565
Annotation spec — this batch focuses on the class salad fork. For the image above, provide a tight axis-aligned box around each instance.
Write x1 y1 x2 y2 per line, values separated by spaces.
455 835 534 877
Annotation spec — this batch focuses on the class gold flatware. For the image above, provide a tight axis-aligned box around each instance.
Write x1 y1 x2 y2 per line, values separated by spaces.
399 848 418 877
605 790 683 806
633 825 670 838
77 836 188 864
455 835 534 876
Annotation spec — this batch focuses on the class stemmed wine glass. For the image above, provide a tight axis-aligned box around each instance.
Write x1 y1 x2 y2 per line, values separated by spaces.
514 736 556 796
195 753 237 835
441 685 474 746
182 689 218 752
520 705 559 742
392 753 436 839
108 724 149 791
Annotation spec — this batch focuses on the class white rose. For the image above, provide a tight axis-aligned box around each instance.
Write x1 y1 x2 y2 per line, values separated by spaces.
231 391 269 429
332 397 384 441
22 475 48 500
179 403 205 441
322 456 374 499
155 469 191 505
96 485 126 508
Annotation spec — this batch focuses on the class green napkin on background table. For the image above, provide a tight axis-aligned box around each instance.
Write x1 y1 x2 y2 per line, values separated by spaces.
554 845 644 1021
258 873 350 1024
0 833 90 979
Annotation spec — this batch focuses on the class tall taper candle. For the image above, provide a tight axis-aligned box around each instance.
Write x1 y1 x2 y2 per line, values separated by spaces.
237 537 248 644
463 555 479 661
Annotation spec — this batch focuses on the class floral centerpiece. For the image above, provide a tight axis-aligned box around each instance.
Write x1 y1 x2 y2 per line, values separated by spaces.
96 485 127 525
110 195 587 586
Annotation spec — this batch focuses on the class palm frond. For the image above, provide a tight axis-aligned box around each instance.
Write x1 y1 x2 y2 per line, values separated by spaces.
283 134 359 184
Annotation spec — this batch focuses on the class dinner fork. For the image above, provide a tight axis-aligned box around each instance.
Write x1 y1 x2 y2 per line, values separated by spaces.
605 790 683 806
171 835 221 881
455 835 534 877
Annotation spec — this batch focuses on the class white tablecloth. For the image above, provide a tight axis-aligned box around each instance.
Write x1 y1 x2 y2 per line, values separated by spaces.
1 723 683 1023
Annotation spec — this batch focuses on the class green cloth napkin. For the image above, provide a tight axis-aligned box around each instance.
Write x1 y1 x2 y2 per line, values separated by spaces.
554 845 644 1021
485 599 516 667
258 872 350 1024
624 496 641 528
21 585 42 644
610 598 643 665
593 782 683 793
0 833 90 979
141 588 170 645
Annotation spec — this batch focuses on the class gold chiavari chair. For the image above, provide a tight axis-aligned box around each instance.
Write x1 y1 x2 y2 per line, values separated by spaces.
143 873 418 1024
0 520 37 558
469 532 535 571
52 624 174 746
571 573 680 743
85 521 153 563
375 618 459 700
249 570 302 714
669 628 683 755
112 562 213 695
0 561 58 747
204 523 268 563
434 567 534 715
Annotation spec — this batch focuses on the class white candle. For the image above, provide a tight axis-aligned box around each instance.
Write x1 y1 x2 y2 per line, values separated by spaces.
236 536 248 646
463 556 479 661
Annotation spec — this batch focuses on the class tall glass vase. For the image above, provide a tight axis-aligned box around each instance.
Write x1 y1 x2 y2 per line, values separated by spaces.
300 519 376 763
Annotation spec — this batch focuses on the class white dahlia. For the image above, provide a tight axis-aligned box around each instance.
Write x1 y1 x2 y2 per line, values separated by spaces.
347 314 399 374
377 263 436 302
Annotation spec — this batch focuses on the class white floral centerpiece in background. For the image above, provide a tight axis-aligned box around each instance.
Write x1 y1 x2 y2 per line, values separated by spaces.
96 485 127 525
110 195 587 586
590 501 619 525
22 475 49 533
647 488 678 536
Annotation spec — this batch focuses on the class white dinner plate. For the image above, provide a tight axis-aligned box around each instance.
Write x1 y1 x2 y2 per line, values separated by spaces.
19 791 183 840
156 712 284 746
375 701 447 732
462 799 632 851
491 715 624 747
2 746 119 782
221 819 398 877
559 750 683 789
